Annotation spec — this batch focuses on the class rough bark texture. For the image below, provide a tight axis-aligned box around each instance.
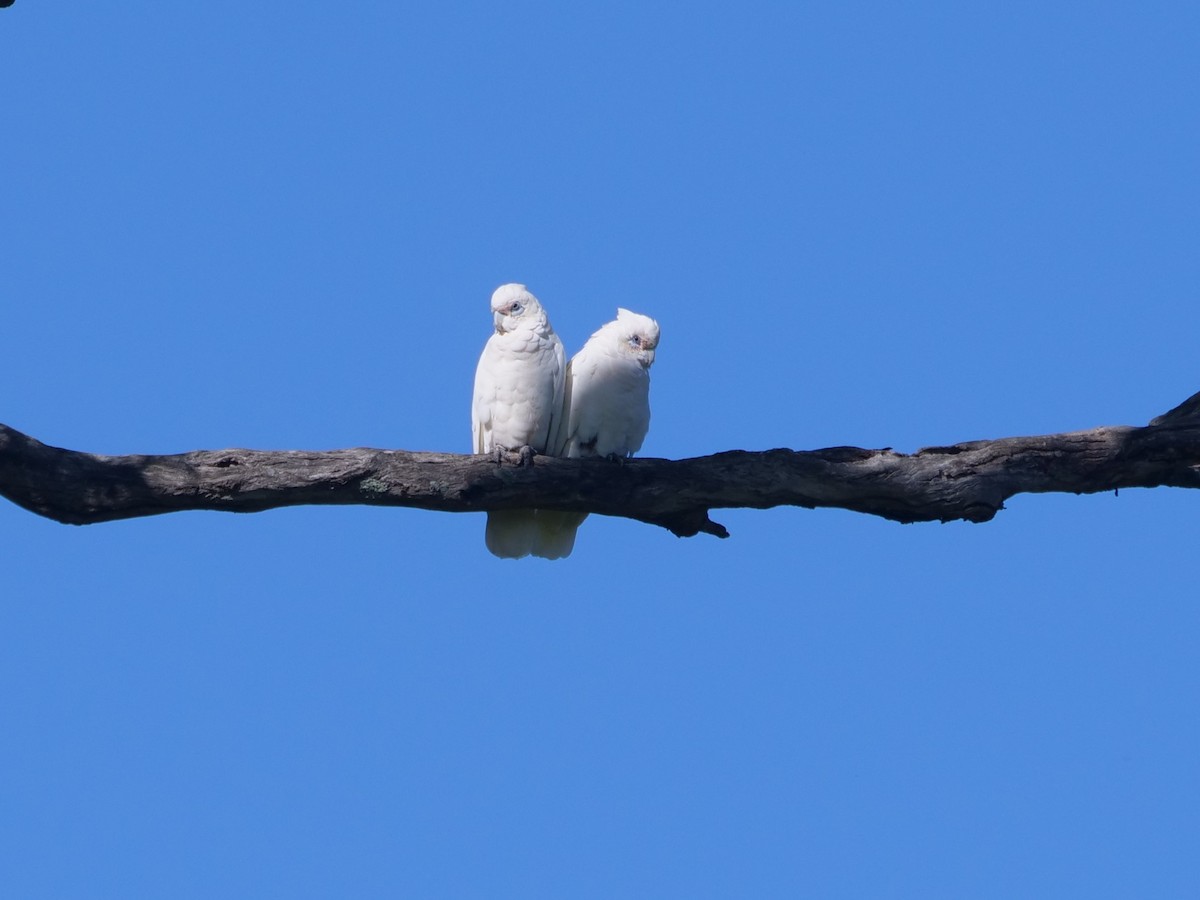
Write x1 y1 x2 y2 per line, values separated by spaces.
3 391 1200 540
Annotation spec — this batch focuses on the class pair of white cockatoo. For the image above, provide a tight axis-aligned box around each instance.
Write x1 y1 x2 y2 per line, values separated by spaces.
471 283 660 559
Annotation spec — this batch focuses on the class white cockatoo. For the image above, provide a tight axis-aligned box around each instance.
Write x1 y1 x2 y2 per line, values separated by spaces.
534 308 660 559
472 283 566 558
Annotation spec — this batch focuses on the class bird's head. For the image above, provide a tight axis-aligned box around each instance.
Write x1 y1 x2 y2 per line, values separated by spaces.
614 307 660 368
490 283 544 334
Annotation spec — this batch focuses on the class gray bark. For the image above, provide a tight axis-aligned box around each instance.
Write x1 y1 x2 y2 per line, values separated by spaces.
3 391 1200 540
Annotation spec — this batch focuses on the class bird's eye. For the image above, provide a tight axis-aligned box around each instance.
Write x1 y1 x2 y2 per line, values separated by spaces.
509 302 523 315
628 335 642 348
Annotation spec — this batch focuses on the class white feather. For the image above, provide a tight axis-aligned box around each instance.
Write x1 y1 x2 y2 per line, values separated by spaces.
534 308 660 559
471 284 566 559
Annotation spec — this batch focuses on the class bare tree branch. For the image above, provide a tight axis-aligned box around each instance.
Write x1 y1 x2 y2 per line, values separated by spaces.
3 391 1200 540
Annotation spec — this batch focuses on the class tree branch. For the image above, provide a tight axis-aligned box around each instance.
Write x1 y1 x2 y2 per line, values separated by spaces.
3 391 1200 539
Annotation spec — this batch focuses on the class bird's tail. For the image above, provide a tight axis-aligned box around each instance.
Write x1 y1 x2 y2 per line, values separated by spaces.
531 510 588 560
485 509 541 559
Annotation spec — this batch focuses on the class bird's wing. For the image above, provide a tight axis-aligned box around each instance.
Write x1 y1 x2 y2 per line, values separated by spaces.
563 348 648 458
544 334 568 456
471 337 499 454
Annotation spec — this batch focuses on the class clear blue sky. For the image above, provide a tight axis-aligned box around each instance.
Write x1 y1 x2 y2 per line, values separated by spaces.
3 3 1199 897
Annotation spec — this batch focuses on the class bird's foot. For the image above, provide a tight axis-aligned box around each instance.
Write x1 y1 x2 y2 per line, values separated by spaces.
490 444 537 466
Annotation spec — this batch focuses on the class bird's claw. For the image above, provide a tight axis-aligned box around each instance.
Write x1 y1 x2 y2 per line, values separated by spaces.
490 444 538 466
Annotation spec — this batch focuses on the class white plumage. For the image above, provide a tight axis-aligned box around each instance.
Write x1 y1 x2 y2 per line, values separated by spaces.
535 308 660 559
471 284 566 559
